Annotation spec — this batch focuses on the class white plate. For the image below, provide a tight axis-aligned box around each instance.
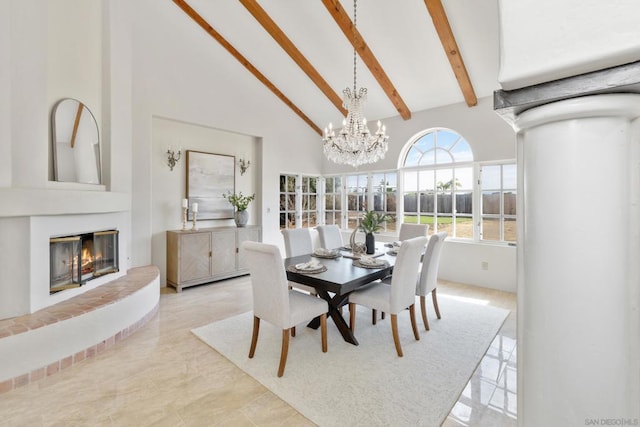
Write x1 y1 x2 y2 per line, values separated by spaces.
295 262 322 271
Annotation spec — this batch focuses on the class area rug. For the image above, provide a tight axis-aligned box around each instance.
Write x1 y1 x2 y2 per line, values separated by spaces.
192 295 509 427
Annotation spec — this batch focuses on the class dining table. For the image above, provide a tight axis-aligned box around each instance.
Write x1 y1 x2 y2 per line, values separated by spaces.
284 244 397 345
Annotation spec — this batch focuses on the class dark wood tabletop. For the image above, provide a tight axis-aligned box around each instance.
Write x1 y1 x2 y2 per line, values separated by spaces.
284 245 397 345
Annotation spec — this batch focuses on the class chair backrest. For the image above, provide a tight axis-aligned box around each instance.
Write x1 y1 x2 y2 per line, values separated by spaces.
417 232 447 296
317 225 343 250
390 236 427 313
398 223 429 241
281 228 313 258
242 241 290 327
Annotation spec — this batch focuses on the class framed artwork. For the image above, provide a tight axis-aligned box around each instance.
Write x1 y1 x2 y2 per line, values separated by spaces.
186 150 235 220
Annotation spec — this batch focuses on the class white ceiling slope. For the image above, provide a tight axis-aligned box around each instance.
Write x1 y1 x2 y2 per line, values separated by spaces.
176 0 501 133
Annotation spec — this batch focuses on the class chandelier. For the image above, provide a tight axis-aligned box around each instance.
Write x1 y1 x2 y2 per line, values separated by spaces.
322 0 389 168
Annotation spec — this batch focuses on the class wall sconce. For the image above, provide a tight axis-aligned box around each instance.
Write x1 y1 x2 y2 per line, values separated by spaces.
238 157 250 176
167 146 182 171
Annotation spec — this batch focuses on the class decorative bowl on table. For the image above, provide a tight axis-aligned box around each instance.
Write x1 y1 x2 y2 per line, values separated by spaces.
312 248 341 259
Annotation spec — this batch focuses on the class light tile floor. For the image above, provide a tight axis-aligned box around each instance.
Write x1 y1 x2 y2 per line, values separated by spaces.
0 277 516 426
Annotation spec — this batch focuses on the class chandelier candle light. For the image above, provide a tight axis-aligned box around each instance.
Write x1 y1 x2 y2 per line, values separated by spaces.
322 0 389 168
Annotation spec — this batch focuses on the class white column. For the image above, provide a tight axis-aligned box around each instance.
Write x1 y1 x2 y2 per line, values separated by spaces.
514 94 640 426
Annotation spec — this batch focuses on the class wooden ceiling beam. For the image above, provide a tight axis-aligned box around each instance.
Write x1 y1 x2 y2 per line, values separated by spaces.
239 0 347 117
321 0 412 120
172 0 322 135
424 0 477 107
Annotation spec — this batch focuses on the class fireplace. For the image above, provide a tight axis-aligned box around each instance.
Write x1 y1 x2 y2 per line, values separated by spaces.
50 230 119 294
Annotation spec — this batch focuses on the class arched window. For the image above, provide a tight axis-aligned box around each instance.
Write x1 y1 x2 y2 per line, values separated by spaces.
400 128 474 238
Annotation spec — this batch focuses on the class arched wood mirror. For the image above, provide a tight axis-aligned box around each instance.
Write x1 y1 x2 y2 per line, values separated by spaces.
51 98 101 184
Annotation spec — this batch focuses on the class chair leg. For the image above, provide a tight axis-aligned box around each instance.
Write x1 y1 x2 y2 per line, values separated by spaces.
320 313 328 352
372 309 377 325
390 314 403 357
420 295 430 331
291 326 296 337
432 288 441 319
409 304 420 341
349 302 356 332
249 316 260 358
277 329 291 377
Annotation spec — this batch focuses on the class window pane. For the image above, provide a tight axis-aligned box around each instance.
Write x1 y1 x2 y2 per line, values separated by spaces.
287 176 295 191
438 193 453 214
482 165 501 189
504 191 517 215
456 167 474 189
435 148 453 165
404 193 418 213
333 177 341 190
420 192 434 213
279 175 286 192
404 171 418 192
415 133 435 152
436 217 453 235
455 217 473 238
405 147 422 166
419 170 434 191
503 164 517 189
279 194 286 210
419 150 436 166
403 214 418 224
482 191 500 215
481 217 500 241
325 177 334 191
456 192 473 214
450 140 473 162
436 130 460 149
325 194 334 210
436 169 453 192
504 218 517 242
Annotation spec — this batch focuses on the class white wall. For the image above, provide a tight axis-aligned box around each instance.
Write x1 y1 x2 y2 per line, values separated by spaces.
0 0 133 318
150 117 258 285
498 0 640 90
131 0 323 267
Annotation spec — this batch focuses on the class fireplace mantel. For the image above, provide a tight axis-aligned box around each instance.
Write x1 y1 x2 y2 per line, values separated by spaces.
0 187 129 218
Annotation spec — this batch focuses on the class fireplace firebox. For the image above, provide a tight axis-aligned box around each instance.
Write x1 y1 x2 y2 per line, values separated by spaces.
50 230 119 294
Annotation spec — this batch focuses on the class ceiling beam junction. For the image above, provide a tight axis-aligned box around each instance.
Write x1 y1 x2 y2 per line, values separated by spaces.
321 0 412 121
172 0 322 135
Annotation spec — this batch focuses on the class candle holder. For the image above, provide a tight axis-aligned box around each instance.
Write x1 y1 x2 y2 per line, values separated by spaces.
181 207 188 231
191 211 198 231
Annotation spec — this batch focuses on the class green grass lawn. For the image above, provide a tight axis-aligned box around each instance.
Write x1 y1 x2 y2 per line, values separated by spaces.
403 215 472 225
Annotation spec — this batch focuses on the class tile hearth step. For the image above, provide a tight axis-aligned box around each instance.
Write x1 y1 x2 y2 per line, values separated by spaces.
0 265 160 394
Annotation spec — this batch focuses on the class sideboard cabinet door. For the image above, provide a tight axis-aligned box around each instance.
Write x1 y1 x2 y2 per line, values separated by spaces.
237 227 262 272
166 226 261 292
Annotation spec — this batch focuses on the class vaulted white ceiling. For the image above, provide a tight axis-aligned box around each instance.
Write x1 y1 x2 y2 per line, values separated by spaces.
171 0 501 135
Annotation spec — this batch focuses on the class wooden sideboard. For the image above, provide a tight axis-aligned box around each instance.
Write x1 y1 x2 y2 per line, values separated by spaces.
166 226 261 292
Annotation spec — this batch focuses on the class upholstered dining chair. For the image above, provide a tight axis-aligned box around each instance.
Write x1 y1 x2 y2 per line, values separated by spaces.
416 231 447 330
348 236 427 357
281 228 318 297
398 223 429 241
317 224 344 250
242 241 328 377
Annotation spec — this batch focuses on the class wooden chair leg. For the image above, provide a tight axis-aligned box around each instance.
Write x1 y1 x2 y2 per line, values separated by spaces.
420 295 430 331
409 304 420 341
291 326 296 337
390 314 403 357
349 302 356 332
249 316 260 358
372 309 377 325
320 313 328 352
277 329 290 377
432 288 441 319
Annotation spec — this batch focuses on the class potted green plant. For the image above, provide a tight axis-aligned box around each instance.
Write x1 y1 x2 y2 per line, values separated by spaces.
358 210 392 254
223 191 256 227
